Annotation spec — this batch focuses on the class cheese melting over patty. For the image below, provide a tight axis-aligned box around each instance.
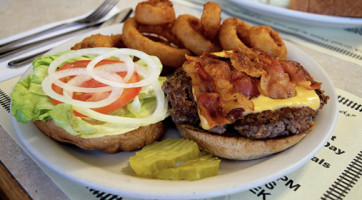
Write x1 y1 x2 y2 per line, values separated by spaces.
199 86 320 130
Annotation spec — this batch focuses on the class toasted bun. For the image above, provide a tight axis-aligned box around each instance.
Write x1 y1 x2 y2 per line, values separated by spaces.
34 120 165 153
176 124 310 160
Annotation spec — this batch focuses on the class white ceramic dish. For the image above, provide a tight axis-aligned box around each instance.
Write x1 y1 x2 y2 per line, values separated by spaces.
11 24 338 199
230 0 362 28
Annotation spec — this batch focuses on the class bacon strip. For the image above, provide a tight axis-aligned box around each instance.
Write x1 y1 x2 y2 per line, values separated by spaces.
280 60 321 90
183 50 320 129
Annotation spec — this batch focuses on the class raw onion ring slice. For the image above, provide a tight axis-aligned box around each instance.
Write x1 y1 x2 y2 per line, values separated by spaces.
87 48 162 88
47 48 115 75
42 67 125 108
42 48 168 126
74 79 168 125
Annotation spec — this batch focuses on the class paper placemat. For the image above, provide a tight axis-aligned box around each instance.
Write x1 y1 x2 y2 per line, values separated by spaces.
1 75 361 200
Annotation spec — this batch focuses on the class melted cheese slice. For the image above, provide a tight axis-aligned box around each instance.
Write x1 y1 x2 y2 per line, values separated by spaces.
199 86 320 130
245 86 320 114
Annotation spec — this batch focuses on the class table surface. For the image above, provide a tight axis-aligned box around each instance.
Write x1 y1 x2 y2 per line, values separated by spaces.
0 0 361 199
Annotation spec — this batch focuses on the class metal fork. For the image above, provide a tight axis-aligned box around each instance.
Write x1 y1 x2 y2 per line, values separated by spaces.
7 8 133 67
0 0 119 54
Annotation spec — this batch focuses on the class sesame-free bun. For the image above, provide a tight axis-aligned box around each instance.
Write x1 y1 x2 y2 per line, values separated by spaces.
176 124 310 160
34 120 165 153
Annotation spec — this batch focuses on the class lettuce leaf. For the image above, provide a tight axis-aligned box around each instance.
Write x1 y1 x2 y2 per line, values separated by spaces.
10 51 167 137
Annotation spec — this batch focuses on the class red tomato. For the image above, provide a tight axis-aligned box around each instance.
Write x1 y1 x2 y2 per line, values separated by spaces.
50 60 141 117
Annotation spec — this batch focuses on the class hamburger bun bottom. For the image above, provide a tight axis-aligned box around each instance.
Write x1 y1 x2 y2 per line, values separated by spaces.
34 120 165 153
176 124 311 160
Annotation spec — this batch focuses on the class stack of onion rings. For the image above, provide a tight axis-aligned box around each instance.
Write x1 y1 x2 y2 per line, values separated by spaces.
120 0 288 70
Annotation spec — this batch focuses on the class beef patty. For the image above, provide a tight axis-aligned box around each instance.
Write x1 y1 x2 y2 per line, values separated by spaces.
162 68 328 139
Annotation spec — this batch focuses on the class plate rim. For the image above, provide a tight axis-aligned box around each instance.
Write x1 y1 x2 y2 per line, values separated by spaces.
229 0 362 28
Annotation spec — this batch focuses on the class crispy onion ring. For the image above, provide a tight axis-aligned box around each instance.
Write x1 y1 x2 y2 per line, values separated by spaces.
201 1 221 40
135 0 176 25
219 18 287 59
122 17 191 68
71 34 124 50
137 23 184 47
246 25 287 59
172 14 221 55
218 17 251 53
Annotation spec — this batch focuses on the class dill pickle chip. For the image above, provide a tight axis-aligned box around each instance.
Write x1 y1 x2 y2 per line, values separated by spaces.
154 153 221 180
129 138 200 177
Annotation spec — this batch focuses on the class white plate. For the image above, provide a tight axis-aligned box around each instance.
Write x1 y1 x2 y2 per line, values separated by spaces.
230 0 362 28
11 24 338 199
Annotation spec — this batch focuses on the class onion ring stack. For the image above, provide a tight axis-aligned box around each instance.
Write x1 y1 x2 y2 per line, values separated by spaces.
121 0 288 71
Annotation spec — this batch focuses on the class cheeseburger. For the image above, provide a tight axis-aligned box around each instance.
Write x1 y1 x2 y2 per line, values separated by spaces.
163 49 328 160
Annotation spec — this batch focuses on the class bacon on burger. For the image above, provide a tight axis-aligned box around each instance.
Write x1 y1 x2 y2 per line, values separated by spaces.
162 49 328 160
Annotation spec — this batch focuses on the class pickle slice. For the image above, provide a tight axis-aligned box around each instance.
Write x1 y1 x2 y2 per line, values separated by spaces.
154 153 221 180
129 138 200 177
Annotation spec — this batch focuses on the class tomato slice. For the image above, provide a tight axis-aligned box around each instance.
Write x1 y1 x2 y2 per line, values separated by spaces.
50 60 141 117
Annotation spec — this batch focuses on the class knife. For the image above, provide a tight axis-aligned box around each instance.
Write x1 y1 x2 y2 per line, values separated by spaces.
7 8 132 68
100 7 132 28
